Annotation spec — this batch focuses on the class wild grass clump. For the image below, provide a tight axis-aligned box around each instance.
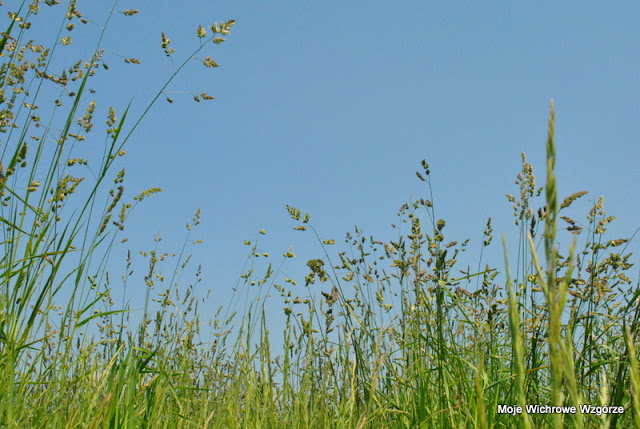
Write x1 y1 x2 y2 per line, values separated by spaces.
0 1 234 427
1 2 639 428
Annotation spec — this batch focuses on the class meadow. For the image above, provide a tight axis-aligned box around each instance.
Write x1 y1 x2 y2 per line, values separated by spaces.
1 2 638 428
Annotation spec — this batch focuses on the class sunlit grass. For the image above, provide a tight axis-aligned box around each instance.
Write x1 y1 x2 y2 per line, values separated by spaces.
1 2 638 428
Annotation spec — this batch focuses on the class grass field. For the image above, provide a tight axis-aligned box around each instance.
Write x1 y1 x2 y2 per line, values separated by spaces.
1 2 638 428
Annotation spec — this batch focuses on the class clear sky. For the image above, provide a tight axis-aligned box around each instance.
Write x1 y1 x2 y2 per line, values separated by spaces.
13 1 640 334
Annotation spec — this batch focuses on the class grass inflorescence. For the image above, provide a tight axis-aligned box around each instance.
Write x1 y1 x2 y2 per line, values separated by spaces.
1 2 638 428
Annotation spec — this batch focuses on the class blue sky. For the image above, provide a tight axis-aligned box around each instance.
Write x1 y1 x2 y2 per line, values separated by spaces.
14 1 640 335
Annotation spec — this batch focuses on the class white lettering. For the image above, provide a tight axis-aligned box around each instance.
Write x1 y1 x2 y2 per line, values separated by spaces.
579 405 625 415
526 405 576 414
497 405 522 415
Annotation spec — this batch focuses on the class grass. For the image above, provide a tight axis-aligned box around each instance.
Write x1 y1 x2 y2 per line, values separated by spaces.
1 1 639 428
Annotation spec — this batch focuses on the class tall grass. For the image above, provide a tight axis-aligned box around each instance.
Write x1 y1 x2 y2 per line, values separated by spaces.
1 2 639 428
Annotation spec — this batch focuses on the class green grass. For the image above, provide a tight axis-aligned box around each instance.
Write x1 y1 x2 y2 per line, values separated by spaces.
1 2 639 428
